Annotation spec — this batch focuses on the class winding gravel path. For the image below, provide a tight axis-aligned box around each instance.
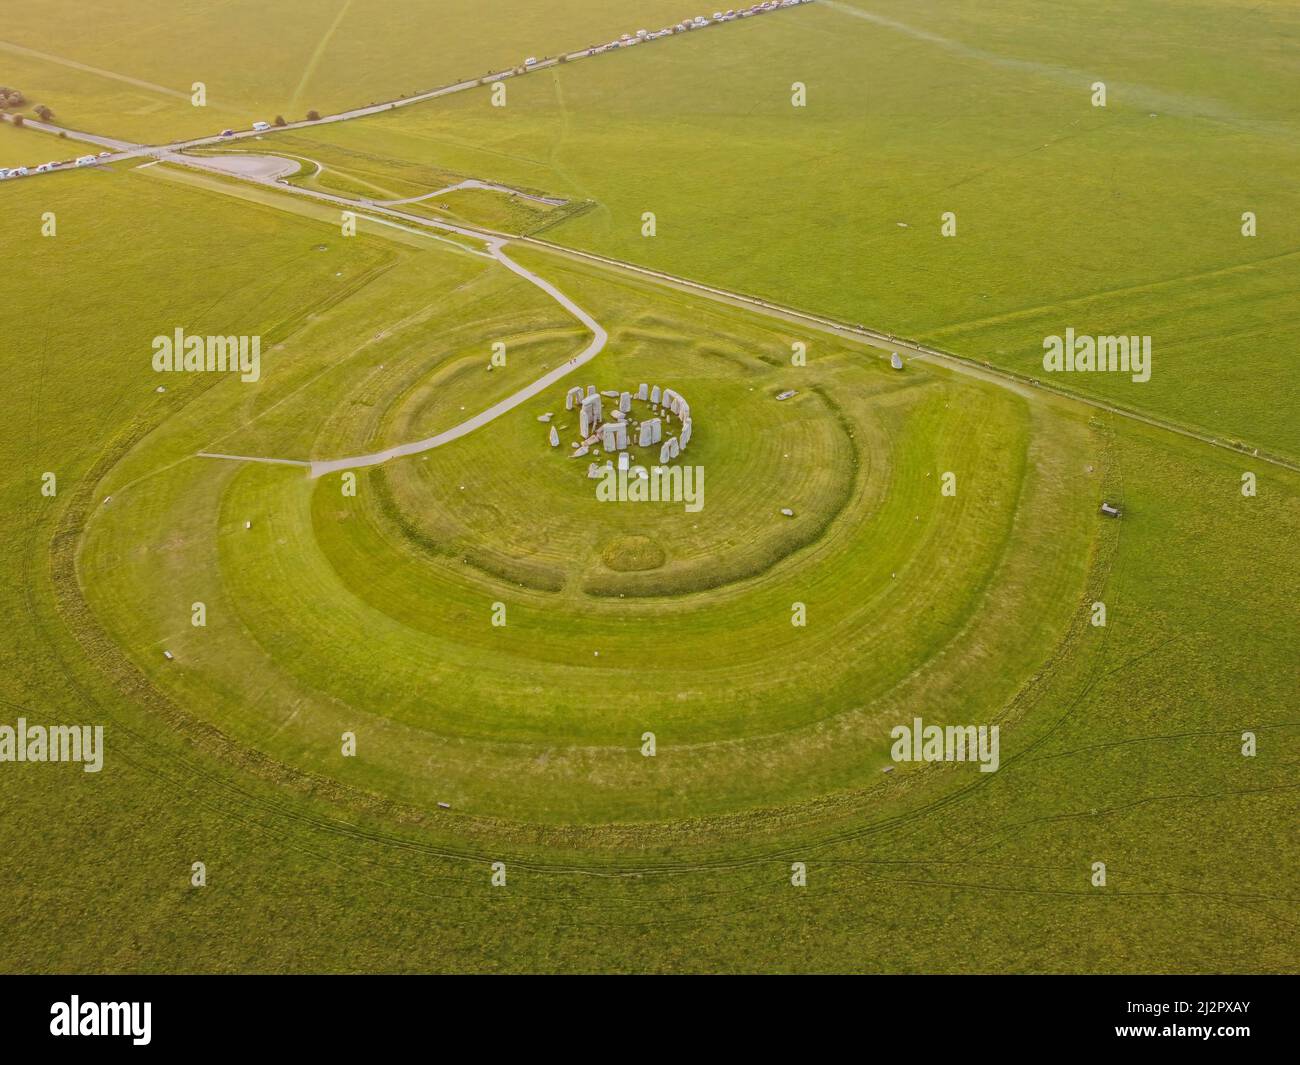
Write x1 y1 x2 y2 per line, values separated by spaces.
308 238 606 479
371 178 567 208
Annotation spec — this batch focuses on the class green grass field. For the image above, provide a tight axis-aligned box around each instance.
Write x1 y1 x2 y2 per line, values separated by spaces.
1 0 1296 974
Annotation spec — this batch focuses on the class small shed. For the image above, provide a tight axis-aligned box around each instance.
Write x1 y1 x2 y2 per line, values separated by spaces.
1100 502 1121 518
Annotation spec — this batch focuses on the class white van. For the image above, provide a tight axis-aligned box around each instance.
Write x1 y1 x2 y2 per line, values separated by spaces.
74 155 97 167
252 120 271 131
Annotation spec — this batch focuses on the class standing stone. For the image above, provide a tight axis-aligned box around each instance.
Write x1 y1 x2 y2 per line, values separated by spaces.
680 420 692 448
638 419 656 447
659 441 671 465
566 386 583 410
637 383 648 401
619 391 631 414
580 408 590 437
581 392 603 429
650 385 661 405
586 384 596 397
618 451 629 471
602 423 630 451
549 426 560 447
666 437 680 460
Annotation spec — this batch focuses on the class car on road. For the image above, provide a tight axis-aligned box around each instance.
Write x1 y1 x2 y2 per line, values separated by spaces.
220 129 235 137
251 121 271 131
35 162 55 173
524 56 538 67
74 155 97 167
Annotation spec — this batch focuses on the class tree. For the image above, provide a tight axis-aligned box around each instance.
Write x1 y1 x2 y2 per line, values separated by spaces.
306 109 320 121
273 114 286 126
11 114 24 128
34 104 52 122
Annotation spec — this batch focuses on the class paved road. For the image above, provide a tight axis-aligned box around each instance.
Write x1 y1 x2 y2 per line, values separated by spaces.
372 179 567 208
0 7 814 180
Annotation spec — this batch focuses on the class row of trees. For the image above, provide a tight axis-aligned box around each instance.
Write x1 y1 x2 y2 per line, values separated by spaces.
1 87 55 123
268 110 322 127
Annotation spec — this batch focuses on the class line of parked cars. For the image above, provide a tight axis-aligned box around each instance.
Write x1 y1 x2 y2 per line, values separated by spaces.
1 150 110 180
581 0 812 55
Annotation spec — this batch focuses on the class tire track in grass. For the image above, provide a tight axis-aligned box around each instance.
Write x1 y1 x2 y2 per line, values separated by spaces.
288 0 355 115
0 38 189 99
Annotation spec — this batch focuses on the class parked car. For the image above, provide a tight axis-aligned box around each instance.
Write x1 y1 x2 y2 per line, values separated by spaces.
251 121 271 131
74 155 96 167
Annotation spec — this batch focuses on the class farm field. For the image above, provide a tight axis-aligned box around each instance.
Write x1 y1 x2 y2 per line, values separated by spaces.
268 0 1300 458
0 0 697 143
1 0 1296 983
